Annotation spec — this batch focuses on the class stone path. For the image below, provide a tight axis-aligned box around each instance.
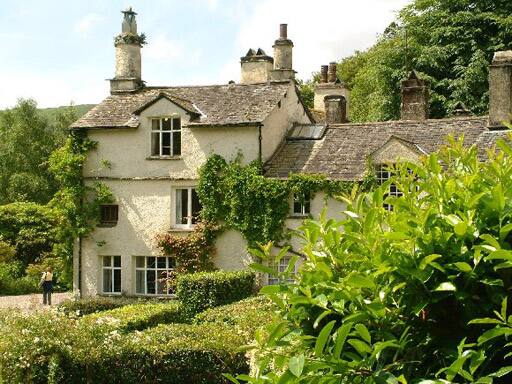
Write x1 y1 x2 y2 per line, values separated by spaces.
0 292 73 311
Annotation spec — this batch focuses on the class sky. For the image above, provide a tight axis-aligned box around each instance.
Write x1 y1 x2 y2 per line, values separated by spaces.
0 0 411 108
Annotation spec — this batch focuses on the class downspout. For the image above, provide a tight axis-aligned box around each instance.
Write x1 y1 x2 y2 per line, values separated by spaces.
78 236 82 298
258 123 263 164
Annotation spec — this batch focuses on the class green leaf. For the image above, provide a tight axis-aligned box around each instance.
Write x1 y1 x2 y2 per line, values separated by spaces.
288 354 305 377
445 214 462 226
347 338 372 356
490 366 512 378
477 327 512 345
249 263 276 275
468 318 504 325
355 323 371 344
499 223 512 241
313 310 333 329
314 320 336 357
454 222 468 237
419 254 442 270
345 274 375 289
485 249 512 262
480 234 501 250
434 282 457 292
453 262 472 273
333 323 352 359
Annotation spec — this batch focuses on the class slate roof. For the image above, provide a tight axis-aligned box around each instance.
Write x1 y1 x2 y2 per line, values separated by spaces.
265 116 509 180
71 82 291 129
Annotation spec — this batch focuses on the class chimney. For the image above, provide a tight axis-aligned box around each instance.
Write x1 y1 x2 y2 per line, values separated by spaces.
110 7 144 94
320 65 328 83
489 51 512 128
314 63 350 118
324 95 347 124
240 48 274 84
270 24 295 81
400 71 429 121
327 62 337 83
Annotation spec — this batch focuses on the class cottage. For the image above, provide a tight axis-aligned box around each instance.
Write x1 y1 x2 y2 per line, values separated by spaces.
71 9 511 297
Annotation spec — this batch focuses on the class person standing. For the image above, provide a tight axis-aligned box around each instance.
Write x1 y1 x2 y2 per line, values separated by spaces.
40 267 53 305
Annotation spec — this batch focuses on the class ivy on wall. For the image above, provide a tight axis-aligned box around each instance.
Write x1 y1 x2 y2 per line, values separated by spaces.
196 154 376 247
48 130 114 272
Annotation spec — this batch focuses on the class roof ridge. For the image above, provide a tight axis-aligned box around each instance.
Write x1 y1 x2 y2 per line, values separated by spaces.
327 115 488 128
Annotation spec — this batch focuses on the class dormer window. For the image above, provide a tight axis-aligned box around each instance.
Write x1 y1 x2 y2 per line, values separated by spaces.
376 164 403 211
151 117 181 157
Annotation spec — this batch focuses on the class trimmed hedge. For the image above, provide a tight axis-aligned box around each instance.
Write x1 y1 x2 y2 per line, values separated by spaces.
58 296 145 315
82 301 186 332
177 270 255 317
194 296 278 342
0 310 248 383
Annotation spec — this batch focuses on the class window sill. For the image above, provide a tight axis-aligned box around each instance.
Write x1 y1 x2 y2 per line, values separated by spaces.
288 214 310 219
168 226 196 233
97 223 117 228
133 293 178 299
146 156 182 160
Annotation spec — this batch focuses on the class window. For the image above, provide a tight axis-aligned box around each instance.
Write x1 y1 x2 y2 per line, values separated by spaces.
100 205 118 226
151 117 181 157
376 164 402 210
102 256 121 294
292 192 311 216
135 256 176 295
267 256 299 285
174 187 202 227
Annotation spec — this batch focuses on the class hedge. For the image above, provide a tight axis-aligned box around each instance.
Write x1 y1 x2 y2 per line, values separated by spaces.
58 296 146 315
0 310 248 383
194 296 278 342
176 270 255 317
82 301 186 332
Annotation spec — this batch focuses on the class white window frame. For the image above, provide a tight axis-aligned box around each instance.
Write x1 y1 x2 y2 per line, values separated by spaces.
291 191 311 216
376 164 403 211
150 116 181 157
172 186 201 228
134 256 176 296
101 255 121 294
267 255 300 285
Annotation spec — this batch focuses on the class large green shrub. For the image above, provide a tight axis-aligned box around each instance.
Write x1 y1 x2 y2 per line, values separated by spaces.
82 301 186 332
195 296 278 342
231 136 512 383
177 270 255 317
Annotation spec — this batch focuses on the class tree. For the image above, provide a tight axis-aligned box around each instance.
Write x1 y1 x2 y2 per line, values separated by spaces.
0 99 77 204
337 0 512 122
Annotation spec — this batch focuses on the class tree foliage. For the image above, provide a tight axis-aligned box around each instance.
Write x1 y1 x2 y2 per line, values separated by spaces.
337 0 512 122
0 99 78 204
232 135 512 383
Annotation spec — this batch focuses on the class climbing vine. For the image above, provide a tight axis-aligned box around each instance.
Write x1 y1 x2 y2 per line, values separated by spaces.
196 154 376 247
156 221 220 277
48 130 114 271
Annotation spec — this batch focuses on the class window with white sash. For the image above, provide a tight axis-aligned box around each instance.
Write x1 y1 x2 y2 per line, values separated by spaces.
151 117 181 157
174 187 202 227
135 256 175 295
102 256 121 294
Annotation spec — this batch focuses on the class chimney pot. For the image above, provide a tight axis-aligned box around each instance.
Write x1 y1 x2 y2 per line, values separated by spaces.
488 50 512 128
327 62 337 83
320 65 328 83
324 95 347 124
280 24 288 39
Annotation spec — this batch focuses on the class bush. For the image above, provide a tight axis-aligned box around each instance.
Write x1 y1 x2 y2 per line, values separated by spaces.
234 137 512 383
195 296 278 342
58 296 143 315
177 270 255 317
0 308 249 383
82 301 186 332
71 323 249 384
0 262 39 295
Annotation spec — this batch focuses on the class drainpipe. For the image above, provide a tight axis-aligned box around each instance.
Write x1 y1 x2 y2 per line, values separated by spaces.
78 236 83 298
258 123 263 164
